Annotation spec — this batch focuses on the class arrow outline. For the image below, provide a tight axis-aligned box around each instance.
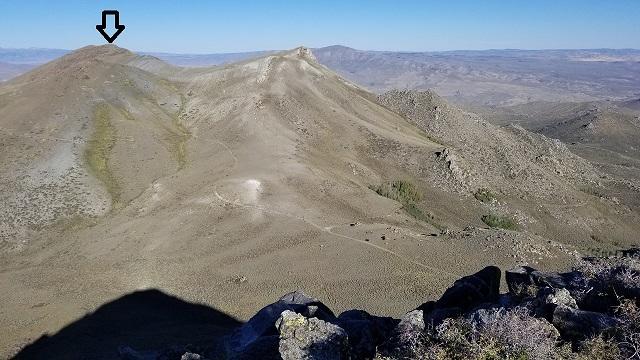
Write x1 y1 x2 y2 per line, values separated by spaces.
96 10 125 43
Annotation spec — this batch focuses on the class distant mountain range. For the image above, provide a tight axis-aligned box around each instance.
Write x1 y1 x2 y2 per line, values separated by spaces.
2 45 640 105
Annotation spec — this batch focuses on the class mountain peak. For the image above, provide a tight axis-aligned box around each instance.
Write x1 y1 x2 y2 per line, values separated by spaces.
282 46 317 62
64 44 134 62
318 45 357 52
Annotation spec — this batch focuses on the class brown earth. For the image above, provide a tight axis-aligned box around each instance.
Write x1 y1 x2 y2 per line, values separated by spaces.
0 45 638 357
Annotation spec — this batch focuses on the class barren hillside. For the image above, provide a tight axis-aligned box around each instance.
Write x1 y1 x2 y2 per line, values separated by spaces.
1 45 638 358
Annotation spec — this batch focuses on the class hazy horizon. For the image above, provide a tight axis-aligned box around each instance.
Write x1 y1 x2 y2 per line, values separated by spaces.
2 44 640 56
1 1 639 53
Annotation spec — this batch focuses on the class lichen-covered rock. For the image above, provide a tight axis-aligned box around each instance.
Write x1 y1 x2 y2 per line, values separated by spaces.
539 287 577 309
276 310 350 360
227 290 335 353
525 286 579 320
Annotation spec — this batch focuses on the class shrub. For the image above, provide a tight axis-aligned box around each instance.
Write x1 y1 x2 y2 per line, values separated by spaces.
372 180 447 230
576 255 640 297
372 180 422 204
615 299 640 359
407 307 568 360
474 188 496 203
481 214 518 231
402 202 428 221
577 335 621 360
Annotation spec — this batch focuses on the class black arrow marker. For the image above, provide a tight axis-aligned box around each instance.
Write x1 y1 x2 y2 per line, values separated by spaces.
96 10 125 43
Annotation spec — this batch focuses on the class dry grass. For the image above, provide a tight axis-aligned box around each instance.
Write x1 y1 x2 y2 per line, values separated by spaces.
84 103 121 207
394 307 569 360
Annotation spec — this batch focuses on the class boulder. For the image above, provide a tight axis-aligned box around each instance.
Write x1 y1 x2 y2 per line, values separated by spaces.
415 300 435 314
435 266 501 311
180 353 206 360
506 266 589 301
505 266 539 296
336 310 396 359
231 335 281 360
118 346 155 360
376 310 425 358
227 290 335 352
423 307 462 326
466 306 560 340
539 287 577 309
552 305 621 340
530 287 578 320
276 310 350 360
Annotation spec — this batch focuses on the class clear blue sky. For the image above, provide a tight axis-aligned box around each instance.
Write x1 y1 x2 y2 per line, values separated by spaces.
1 0 639 53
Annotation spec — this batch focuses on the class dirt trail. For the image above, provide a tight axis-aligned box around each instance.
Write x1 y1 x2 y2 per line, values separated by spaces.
213 191 443 274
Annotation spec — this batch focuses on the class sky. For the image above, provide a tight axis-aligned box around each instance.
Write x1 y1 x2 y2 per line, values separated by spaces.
1 0 639 53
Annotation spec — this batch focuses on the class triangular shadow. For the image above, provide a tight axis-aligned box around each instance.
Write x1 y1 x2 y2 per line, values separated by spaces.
14 289 242 360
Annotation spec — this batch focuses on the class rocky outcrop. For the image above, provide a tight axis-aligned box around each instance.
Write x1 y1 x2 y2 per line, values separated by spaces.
376 310 425 359
227 290 336 354
335 310 396 359
434 265 501 311
277 310 350 360
552 305 621 340
119 252 639 360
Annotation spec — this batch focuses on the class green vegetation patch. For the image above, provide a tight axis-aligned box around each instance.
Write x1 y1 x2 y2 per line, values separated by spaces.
372 180 443 229
482 213 519 230
84 103 121 207
164 93 190 170
171 101 190 170
372 180 422 204
474 188 496 203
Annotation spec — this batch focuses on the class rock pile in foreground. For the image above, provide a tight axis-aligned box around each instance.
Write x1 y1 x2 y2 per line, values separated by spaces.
123 250 640 359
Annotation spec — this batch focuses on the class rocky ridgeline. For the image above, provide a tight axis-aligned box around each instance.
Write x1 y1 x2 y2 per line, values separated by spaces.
119 251 640 360
377 89 601 200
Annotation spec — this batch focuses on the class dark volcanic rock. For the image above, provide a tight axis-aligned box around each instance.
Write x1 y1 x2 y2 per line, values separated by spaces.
277 310 350 360
526 286 579 321
424 307 462 326
336 310 396 359
228 290 335 353
506 266 589 301
552 305 620 340
231 335 280 360
377 310 425 358
114 254 639 360
435 266 501 311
